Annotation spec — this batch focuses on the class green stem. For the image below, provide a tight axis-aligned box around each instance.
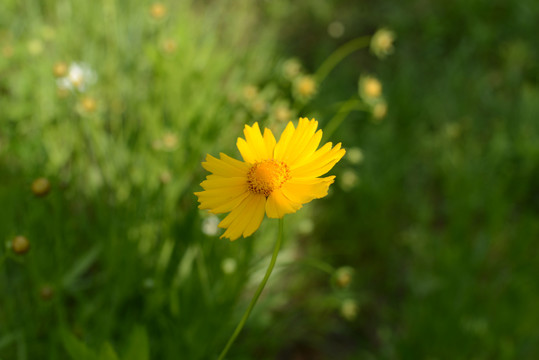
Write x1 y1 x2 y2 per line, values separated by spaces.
315 36 371 84
323 98 370 141
217 218 284 360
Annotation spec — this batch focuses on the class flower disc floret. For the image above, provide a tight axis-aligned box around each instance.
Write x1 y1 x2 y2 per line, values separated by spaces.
247 160 290 197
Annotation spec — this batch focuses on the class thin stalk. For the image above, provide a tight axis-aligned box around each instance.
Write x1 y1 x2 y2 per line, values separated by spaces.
315 36 371 84
323 98 370 141
217 218 284 360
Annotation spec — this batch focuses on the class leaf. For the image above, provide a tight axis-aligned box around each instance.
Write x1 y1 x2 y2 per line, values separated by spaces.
61 330 97 360
122 326 150 360
99 343 120 360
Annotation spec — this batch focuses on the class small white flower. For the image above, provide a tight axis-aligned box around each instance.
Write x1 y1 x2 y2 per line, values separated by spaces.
202 215 220 236
221 258 237 275
346 147 364 165
57 62 97 92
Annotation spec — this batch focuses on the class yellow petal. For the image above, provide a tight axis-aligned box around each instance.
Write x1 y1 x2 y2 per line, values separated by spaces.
280 176 334 204
273 121 296 161
202 154 248 177
291 143 346 178
220 194 265 240
197 190 250 214
263 128 276 158
218 153 250 172
201 176 246 190
242 195 266 237
287 129 322 167
283 118 320 166
265 188 302 218
243 123 270 160
237 138 257 164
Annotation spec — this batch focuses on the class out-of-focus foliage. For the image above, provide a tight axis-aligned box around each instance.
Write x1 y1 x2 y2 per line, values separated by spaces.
2 0 539 359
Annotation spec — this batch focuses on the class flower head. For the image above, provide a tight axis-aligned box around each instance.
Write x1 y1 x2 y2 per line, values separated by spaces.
150 3 167 20
359 75 382 101
12 235 30 255
56 62 96 92
31 177 51 197
294 75 317 100
372 101 387 121
370 28 395 59
195 118 345 240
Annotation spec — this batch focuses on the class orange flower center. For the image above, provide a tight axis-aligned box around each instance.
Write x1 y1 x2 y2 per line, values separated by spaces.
247 160 290 197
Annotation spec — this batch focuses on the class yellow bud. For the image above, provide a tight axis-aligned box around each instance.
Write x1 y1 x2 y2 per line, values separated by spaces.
162 38 177 54
334 266 354 288
150 3 167 20
31 177 51 197
53 62 68 78
372 101 387 121
295 75 317 99
80 96 97 113
340 299 358 321
12 235 30 255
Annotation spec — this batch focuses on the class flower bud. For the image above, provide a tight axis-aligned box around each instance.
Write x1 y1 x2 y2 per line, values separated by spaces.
31 177 51 197
334 266 354 288
12 235 30 255
40 285 54 300
340 299 358 321
53 62 68 78
150 3 167 20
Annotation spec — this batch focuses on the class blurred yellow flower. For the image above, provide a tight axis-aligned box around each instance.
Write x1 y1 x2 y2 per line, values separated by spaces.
161 38 177 54
273 104 292 122
2 44 14 58
282 58 301 79
242 85 258 101
12 235 30 255
334 266 354 288
360 75 382 100
53 62 68 78
31 177 51 197
159 170 172 185
346 147 364 164
370 28 395 59
328 21 345 38
79 96 97 113
372 101 387 121
251 99 267 115
195 118 345 240
340 169 359 191
150 3 167 19
27 39 43 55
295 75 317 99
340 299 358 321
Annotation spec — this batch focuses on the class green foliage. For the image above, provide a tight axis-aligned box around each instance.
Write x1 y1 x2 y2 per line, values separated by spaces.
2 0 539 359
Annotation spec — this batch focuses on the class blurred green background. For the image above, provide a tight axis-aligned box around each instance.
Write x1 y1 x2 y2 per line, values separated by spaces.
1 0 539 359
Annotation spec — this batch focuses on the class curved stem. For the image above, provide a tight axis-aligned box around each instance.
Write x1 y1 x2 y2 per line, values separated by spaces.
323 98 370 141
315 36 371 84
217 218 284 360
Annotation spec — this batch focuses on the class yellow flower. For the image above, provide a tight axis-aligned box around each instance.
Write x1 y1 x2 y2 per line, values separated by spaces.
359 75 382 100
31 177 51 197
195 118 345 240
295 75 317 99
12 235 30 255
370 28 395 59
53 62 68 78
372 101 387 121
150 3 167 20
